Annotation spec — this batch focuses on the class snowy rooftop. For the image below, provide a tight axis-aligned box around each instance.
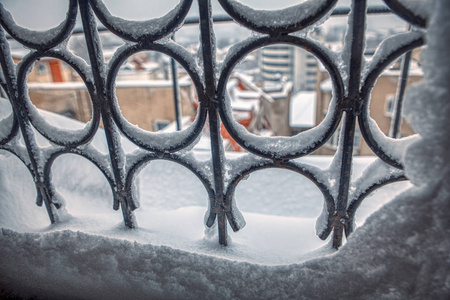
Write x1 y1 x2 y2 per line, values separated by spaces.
27 77 192 90
320 78 332 92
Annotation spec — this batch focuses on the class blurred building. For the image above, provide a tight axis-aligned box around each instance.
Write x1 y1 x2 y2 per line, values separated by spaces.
12 49 198 133
260 45 318 93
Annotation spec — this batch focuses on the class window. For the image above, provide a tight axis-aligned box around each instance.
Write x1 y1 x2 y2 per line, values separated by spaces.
326 129 340 150
385 94 396 117
36 62 48 76
153 119 170 131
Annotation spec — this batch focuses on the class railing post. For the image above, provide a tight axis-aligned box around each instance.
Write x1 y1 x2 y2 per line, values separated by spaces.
389 49 412 138
79 0 136 228
333 0 367 249
170 43 182 131
198 0 228 245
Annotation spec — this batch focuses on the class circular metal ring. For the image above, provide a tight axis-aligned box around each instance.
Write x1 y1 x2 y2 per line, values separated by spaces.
217 0 337 35
106 42 207 153
90 0 193 43
124 152 215 211
0 0 78 50
383 0 427 28
359 32 424 168
0 92 19 145
224 158 335 234
217 35 344 160
17 51 100 148
44 149 115 197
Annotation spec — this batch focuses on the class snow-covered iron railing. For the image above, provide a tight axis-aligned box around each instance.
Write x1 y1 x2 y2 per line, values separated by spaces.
0 0 426 249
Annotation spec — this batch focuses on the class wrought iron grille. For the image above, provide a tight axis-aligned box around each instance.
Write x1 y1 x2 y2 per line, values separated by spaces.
0 0 426 249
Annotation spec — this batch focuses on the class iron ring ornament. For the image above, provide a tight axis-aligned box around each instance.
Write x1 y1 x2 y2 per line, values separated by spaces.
90 0 193 43
383 0 427 28
123 152 216 223
223 157 336 236
0 68 19 145
106 41 207 153
217 0 338 35
43 149 116 198
217 35 344 160
16 51 101 148
0 0 78 50
0 100 18 146
359 31 425 169
0 32 20 145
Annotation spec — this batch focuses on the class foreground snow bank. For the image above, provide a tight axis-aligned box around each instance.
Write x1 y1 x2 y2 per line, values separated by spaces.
0 182 448 299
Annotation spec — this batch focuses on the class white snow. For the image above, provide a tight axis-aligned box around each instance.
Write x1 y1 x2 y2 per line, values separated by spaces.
223 0 332 30
0 98 14 140
319 77 332 92
27 78 192 90
90 0 188 41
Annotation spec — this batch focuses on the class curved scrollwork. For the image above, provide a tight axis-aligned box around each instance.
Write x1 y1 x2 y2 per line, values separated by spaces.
217 0 338 35
90 0 193 43
383 0 427 28
359 32 424 168
16 51 100 147
106 42 207 153
0 0 78 50
218 35 344 159
0 99 18 146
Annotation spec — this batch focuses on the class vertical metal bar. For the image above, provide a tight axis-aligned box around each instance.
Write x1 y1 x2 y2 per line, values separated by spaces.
198 0 228 245
389 50 412 138
79 0 136 228
170 36 182 131
333 0 367 249
0 85 7 98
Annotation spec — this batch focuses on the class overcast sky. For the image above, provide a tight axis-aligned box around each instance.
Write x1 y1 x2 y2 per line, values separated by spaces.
1 0 397 30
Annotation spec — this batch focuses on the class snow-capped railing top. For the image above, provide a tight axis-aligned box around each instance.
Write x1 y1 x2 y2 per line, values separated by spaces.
0 0 427 249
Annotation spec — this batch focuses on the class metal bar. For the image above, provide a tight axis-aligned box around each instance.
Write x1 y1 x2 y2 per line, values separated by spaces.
48 5 391 37
198 0 228 245
333 0 367 249
170 38 182 131
183 5 391 24
389 50 412 138
79 0 136 228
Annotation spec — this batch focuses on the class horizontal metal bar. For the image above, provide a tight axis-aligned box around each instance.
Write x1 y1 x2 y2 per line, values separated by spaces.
5 6 393 39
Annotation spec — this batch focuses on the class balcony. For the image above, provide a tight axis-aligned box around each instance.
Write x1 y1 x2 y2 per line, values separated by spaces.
0 0 448 299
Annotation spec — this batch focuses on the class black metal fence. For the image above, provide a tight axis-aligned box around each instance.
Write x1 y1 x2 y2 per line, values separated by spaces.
0 0 426 248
